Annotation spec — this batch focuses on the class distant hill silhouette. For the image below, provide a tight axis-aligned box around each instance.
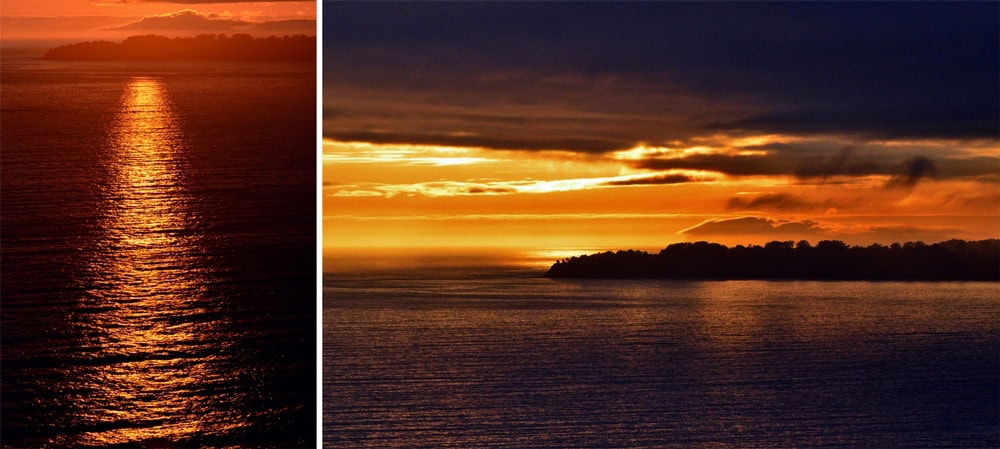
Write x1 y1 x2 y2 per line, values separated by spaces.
545 239 1000 281
42 34 315 61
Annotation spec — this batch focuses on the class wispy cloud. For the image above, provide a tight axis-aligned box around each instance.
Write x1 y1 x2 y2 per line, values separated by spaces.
603 173 701 186
326 171 711 198
322 140 499 166
325 213 706 221
631 141 998 184
726 193 838 212
681 217 827 237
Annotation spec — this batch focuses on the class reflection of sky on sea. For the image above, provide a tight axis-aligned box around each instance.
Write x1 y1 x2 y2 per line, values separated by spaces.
2 57 316 448
65 78 243 446
325 275 1000 448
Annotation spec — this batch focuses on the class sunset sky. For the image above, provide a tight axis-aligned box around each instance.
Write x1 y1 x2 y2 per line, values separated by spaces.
1 0 314 44
324 2 999 255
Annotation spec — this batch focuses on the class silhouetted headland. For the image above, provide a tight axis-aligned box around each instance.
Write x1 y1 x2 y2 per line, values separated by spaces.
42 34 315 61
545 239 1000 281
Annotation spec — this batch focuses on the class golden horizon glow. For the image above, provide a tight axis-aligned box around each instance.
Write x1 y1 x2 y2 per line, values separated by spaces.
610 143 771 161
324 135 999 253
1 1 315 43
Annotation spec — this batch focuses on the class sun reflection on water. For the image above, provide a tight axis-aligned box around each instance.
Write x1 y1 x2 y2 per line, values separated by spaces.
68 77 243 447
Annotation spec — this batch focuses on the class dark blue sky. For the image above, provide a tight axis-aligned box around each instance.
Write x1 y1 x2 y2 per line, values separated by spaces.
325 2 998 153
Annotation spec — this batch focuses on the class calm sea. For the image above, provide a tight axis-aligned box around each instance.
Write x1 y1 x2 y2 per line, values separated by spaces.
324 253 999 448
2 50 316 448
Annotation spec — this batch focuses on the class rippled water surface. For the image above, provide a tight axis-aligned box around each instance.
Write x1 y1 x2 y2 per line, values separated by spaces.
2 53 316 448
324 263 999 448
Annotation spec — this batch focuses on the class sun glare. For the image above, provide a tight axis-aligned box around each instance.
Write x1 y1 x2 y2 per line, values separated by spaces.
76 78 240 445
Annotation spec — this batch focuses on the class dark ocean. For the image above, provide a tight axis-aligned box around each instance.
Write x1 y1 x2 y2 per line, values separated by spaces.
324 260 999 448
2 50 316 448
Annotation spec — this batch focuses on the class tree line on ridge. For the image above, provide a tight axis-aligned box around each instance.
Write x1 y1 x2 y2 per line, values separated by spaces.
42 34 315 61
545 239 999 280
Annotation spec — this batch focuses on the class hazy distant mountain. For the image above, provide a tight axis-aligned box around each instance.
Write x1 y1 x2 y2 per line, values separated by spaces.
42 34 315 61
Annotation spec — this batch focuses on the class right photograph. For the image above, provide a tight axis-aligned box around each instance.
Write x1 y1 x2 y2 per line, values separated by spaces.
323 2 999 448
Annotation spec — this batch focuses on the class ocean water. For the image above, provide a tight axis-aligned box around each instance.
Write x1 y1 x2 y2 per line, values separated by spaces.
324 259 999 448
2 51 316 448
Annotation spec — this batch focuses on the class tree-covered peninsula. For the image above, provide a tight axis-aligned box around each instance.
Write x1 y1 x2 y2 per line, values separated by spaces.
545 239 1000 281
42 34 315 61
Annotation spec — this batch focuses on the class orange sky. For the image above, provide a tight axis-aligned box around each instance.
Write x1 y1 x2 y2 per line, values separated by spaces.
323 4 999 258
1 0 315 43
323 137 1000 253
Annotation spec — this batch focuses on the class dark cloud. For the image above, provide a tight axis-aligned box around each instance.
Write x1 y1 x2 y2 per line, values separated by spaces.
329 131 626 153
326 2 999 147
322 77 689 154
707 106 1000 141
466 186 517 195
795 148 883 178
604 174 699 186
634 154 794 176
936 156 1000 181
886 156 938 188
633 145 996 183
797 150 949 188
726 193 834 212
323 107 529 126
681 217 825 236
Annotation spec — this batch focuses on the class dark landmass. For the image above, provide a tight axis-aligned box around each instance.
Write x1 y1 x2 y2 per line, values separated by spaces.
545 239 1000 281
42 34 315 61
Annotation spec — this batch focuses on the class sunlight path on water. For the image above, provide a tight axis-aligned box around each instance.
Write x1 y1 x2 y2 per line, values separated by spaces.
64 78 244 447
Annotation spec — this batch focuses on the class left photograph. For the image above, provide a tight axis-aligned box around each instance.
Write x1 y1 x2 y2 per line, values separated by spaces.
1 1 317 447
